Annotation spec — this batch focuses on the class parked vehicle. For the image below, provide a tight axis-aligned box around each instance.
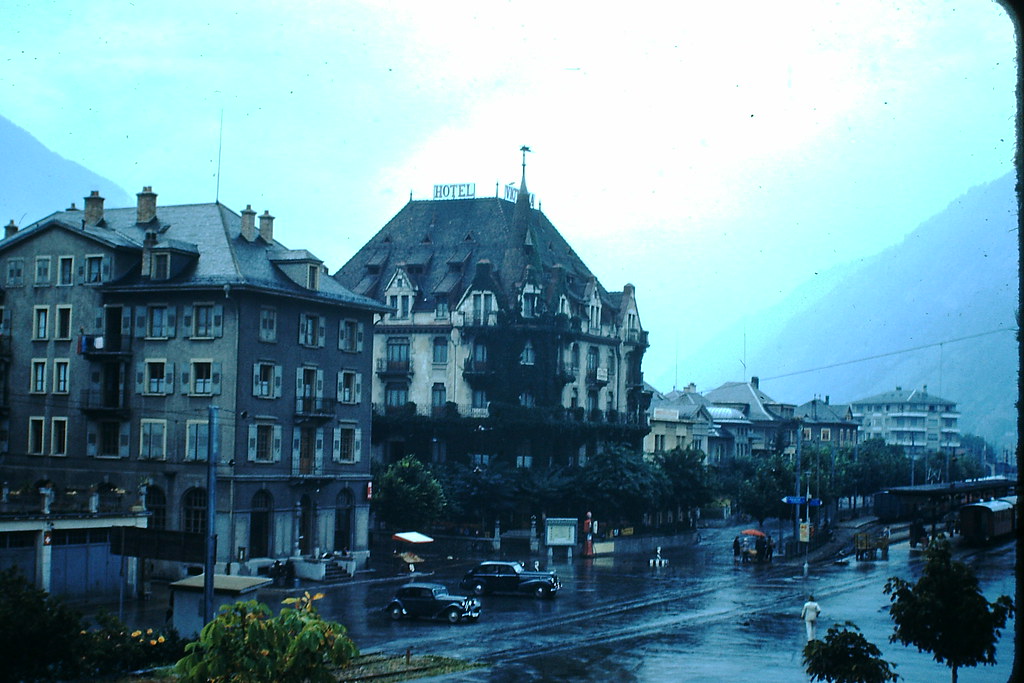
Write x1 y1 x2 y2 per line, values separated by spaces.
960 496 1017 545
385 582 481 623
460 560 561 599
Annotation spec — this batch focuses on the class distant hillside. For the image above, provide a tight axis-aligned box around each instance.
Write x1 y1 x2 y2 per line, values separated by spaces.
0 114 129 225
682 172 1018 452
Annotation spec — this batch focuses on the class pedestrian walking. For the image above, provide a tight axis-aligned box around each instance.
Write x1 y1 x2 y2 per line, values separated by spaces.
801 594 821 641
733 536 741 563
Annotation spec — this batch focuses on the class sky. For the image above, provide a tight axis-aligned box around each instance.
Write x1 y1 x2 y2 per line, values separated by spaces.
1 0 1016 394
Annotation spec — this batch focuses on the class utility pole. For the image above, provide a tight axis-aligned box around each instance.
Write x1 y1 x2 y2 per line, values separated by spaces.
203 405 219 625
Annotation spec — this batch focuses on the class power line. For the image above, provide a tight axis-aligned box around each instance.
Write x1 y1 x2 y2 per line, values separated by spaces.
761 327 1017 381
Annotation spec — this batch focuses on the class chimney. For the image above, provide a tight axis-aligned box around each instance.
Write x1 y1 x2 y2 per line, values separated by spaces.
825 395 830 404
4 220 17 239
751 376 759 389
240 205 257 241
684 382 696 393
136 186 157 223
141 229 158 277
84 191 105 226
259 210 275 243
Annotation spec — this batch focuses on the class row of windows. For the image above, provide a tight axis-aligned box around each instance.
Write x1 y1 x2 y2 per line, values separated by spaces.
6 255 107 287
24 416 363 464
28 305 74 341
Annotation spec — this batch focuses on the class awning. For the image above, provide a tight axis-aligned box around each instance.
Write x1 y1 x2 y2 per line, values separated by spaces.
392 531 434 544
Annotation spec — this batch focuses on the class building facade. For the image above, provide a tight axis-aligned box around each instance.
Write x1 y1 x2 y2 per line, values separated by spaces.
334 174 651 476
644 384 714 460
0 188 385 585
794 397 860 450
704 376 796 456
850 385 961 456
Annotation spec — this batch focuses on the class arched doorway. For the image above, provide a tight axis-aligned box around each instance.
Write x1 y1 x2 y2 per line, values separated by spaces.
298 494 314 555
249 490 273 558
334 489 354 552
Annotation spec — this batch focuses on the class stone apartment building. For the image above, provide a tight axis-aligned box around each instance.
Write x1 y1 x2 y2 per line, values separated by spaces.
333 172 651 473
850 385 961 456
0 188 385 589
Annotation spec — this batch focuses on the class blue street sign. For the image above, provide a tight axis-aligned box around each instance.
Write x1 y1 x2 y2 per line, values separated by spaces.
808 498 822 507
782 496 807 505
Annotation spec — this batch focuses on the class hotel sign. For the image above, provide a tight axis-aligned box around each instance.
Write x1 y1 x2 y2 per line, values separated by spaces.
504 183 535 207
433 183 476 200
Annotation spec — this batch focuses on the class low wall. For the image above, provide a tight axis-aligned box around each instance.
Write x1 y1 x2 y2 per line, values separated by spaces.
589 531 699 556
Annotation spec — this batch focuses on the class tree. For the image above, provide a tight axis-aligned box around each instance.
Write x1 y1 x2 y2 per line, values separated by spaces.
653 447 713 528
175 592 358 683
738 454 793 526
575 445 664 527
372 456 447 530
884 539 1014 682
803 622 900 683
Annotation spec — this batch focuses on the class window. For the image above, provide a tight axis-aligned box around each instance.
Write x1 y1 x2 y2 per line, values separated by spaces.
339 319 360 352
522 291 539 318
519 391 535 407
147 486 167 529
654 434 666 452
85 256 103 283
307 264 320 290
472 388 488 410
140 420 167 460
432 337 448 364
147 305 168 338
820 428 832 442
516 454 533 469
30 360 46 393
338 370 359 404
6 258 23 286
33 306 49 340
58 257 73 285
587 346 599 372
471 292 494 325
388 294 411 319
186 421 210 461
435 298 449 319
53 359 69 394
192 304 213 338
253 362 280 398
431 383 447 408
182 488 207 534
146 361 168 394
802 427 812 440
298 313 323 347
98 421 121 457
152 253 170 279
254 424 277 462
260 307 277 342
34 257 50 285
335 425 357 463
55 305 72 340
385 337 410 370
191 361 213 395
28 417 44 454
520 340 535 365
385 383 408 408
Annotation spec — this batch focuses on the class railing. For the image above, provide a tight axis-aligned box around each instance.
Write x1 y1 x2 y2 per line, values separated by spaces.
295 396 337 418
78 334 131 355
79 389 130 416
376 358 412 375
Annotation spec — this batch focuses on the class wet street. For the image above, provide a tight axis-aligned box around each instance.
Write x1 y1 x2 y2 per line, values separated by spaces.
303 526 1015 682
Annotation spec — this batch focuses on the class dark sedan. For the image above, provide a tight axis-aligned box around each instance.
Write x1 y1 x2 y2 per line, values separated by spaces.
385 582 482 623
460 560 561 598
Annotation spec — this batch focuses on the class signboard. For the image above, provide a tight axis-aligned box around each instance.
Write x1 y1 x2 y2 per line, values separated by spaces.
808 498 822 507
503 183 536 207
433 183 476 200
782 495 807 505
110 527 206 563
799 522 811 543
544 517 578 547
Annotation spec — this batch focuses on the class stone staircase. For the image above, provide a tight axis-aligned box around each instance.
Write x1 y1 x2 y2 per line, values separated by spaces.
323 562 350 582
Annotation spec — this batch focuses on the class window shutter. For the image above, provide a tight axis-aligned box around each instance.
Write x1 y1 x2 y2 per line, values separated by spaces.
273 365 283 398
101 256 110 280
77 264 84 284
291 430 301 474
121 308 132 336
213 305 224 337
331 427 341 463
316 369 324 398
119 425 130 458
86 423 97 457
297 316 304 345
252 363 261 396
318 318 326 348
135 362 144 394
273 425 283 462
247 424 257 461
181 368 190 394
212 362 222 395
135 307 147 338
356 322 364 352
338 321 345 350
354 427 362 462
336 372 344 402
94 313 103 331
354 373 362 404
0 309 10 334
166 362 175 393
166 307 177 338
295 368 303 397
315 427 324 472
182 306 192 339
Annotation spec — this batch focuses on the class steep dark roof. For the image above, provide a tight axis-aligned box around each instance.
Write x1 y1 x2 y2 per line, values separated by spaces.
334 194 617 313
795 398 854 423
12 202 384 310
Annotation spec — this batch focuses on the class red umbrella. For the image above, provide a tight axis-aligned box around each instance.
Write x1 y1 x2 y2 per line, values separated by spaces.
741 528 766 537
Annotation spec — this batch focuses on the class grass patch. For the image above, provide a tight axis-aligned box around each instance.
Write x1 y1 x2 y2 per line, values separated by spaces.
337 652 484 682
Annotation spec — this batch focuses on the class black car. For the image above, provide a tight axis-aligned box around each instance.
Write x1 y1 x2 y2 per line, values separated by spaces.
460 560 561 598
385 582 482 623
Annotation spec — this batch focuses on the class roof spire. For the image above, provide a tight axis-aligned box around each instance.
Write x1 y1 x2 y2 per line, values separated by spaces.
520 144 531 182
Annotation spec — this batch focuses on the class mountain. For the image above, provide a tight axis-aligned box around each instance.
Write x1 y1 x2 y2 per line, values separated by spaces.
682 171 1018 452
0 115 129 226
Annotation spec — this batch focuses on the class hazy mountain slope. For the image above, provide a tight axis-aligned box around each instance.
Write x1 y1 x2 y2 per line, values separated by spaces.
0 114 129 225
684 172 1018 451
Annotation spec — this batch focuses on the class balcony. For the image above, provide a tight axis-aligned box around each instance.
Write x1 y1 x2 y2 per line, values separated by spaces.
78 334 132 357
586 367 609 387
624 328 649 346
376 358 413 378
463 358 496 381
79 389 131 419
294 396 336 422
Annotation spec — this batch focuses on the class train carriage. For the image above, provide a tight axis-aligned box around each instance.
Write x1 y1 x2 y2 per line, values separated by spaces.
959 496 1016 545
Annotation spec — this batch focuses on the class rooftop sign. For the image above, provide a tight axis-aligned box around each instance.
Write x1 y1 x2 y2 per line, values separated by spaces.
433 183 476 200
504 183 535 207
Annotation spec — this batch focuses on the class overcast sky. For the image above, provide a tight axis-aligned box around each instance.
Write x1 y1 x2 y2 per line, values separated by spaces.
2 0 1016 392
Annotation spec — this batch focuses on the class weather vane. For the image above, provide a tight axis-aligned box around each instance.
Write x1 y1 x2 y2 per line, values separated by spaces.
520 145 532 175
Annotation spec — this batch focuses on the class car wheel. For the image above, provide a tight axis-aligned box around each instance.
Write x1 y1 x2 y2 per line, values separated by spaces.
446 607 462 624
472 582 486 596
389 605 404 620
534 585 548 599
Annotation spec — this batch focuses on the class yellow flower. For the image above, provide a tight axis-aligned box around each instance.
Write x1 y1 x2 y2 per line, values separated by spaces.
157 635 166 644
146 628 153 635
150 639 157 646
131 630 142 638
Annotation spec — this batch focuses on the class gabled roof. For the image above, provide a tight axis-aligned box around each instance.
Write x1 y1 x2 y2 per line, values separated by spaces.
795 398 855 424
10 202 385 311
705 380 793 422
850 386 957 408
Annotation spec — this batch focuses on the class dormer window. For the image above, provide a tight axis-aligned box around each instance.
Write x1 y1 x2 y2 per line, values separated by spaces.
388 294 411 320
152 253 170 280
521 286 540 318
307 264 320 290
